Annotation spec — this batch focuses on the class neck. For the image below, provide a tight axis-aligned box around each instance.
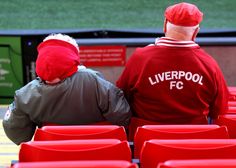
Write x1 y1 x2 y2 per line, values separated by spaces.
164 21 199 41
45 78 61 84
165 31 193 41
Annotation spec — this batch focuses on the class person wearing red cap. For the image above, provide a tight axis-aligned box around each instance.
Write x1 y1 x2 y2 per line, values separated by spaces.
3 33 131 145
117 2 229 124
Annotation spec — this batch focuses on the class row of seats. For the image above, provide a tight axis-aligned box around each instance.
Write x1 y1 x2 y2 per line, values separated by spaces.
158 159 236 168
133 124 229 158
10 123 235 168
13 125 135 168
139 89 236 168
13 159 236 168
24 124 231 158
33 115 236 142
11 86 236 167
12 160 138 168
141 139 236 168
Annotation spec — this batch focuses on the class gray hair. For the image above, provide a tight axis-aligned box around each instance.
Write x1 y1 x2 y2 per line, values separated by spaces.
43 33 79 49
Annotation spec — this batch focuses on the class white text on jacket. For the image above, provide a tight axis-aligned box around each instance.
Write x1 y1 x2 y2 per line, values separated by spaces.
148 71 203 89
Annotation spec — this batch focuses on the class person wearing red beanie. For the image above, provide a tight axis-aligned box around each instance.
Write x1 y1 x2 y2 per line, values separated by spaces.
117 2 229 124
3 33 131 145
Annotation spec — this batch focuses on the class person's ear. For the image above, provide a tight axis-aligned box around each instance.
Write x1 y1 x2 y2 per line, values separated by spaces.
163 18 167 33
192 26 200 41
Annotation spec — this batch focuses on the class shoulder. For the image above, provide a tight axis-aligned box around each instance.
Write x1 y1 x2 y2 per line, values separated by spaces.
15 78 41 96
190 48 226 81
71 68 116 91
194 48 220 69
126 46 157 68
69 68 107 86
133 45 157 55
14 78 43 107
73 67 104 79
127 46 156 63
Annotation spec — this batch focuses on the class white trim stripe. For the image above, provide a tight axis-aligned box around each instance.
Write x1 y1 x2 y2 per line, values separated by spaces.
155 37 199 47
156 43 198 47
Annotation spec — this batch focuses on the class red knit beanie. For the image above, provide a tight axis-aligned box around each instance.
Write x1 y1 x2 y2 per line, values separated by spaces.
36 39 80 81
165 2 203 26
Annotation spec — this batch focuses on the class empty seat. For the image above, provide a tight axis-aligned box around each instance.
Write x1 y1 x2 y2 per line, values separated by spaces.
128 117 209 141
19 139 131 162
134 124 229 158
34 125 127 141
227 106 236 114
214 115 236 138
140 139 236 168
128 117 161 141
228 86 236 92
12 160 138 168
228 86 236 101
229 101 236 107
157 159 236 168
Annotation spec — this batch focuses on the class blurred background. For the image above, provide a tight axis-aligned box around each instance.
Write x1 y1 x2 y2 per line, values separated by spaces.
0 0 236 29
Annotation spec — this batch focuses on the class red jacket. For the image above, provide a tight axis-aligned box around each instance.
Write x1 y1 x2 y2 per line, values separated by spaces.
117 37 229 124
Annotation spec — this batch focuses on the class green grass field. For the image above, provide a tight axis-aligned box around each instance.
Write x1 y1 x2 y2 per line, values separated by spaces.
0 0 236 30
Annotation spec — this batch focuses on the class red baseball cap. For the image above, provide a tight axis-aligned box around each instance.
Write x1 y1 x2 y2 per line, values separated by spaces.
165 2 203 26
36 39 80 81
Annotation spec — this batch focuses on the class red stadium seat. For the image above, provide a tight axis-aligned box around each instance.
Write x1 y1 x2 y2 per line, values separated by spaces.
12 160 138 168
134 124 229 158
19 139 131 162
228 101 236 107
228 86 236 101
227 106 236 114
157 159 236 168
34 125 127 141
140 139 236 168
128 117 161 141
128 116 209 141
214 115 236 138
228 86 236 92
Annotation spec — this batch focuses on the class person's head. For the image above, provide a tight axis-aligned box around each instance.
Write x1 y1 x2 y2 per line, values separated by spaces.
163 2 203 41
36 33 80 84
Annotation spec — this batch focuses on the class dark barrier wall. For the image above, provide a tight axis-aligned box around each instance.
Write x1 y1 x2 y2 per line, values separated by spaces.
0 29 236 104
0 37 23 104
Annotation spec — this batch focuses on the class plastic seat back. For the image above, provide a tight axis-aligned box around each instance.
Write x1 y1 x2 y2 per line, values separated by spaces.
134 124 229 158
128 117 208 141
19 139 131 162
228 86 236 92
140 139 236 168
228 86 236 101
128 117 161 141
228 101 236 107
34 125 127 141
227 106 236 114
157 159 236 168
13 160 138 168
